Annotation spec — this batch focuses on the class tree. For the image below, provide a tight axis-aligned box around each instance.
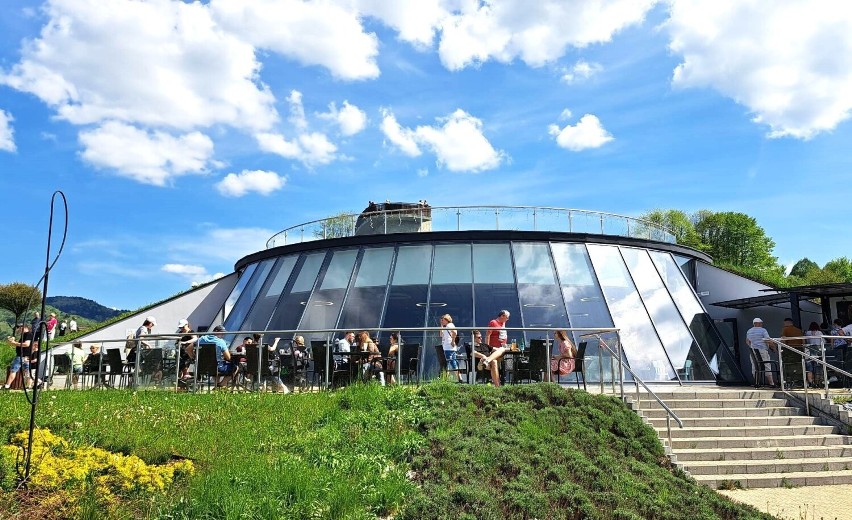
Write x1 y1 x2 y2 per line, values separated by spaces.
823 257 852 283
313 211 356 239
789 258 819 279
639 209 704 249
0 282 42 330
693 211 779 272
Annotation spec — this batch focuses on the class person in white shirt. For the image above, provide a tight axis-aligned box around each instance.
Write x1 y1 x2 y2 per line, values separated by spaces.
69 317 78 333
746 317 774 387
440 314 462 382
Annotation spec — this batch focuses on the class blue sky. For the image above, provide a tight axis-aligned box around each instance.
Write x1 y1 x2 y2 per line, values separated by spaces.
1 0 851 310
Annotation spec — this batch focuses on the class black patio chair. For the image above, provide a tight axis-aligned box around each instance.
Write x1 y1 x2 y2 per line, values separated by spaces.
515 339 548 383
193 342 221 393
51 353 72 389
105 348 129 389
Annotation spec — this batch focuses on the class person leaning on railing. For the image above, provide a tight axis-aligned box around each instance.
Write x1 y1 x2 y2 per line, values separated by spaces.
804 322 824 385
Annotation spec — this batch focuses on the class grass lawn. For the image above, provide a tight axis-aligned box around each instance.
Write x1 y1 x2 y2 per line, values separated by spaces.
0 382 773 519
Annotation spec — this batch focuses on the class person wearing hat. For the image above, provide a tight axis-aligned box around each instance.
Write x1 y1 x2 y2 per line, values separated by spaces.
46 313 58 341
746 317 775 387
175 319 195 380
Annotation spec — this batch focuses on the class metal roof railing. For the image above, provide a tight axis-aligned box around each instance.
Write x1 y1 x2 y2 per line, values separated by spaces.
266 206 676 248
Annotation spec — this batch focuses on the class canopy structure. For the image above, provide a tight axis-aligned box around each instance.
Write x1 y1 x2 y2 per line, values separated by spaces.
711 283 852 325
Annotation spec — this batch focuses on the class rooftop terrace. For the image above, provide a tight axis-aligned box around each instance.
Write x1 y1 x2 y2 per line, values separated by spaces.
266 205 676 248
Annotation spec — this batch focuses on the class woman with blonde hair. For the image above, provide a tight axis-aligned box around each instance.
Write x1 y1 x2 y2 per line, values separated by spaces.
359 331 385 386
551 330 577 379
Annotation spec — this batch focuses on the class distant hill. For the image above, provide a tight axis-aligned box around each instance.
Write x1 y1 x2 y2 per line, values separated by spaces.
45 296 129 323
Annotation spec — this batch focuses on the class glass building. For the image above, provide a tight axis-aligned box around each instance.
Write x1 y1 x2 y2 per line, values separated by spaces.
220 204 745 384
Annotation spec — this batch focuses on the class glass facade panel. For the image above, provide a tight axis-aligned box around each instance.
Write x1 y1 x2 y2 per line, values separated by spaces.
432 244 473 284
339 248 394 333
223 262 259 322
551 243 615 382
513 242 567 342
229 255 298 347
353 248 394 287
588 244 676 382
392 245 432 285
300 251 357 340
223 258 275 332
649 251 743 382
621 248 714 381
472 244 514 284
383 245 432 347
266 253 325 337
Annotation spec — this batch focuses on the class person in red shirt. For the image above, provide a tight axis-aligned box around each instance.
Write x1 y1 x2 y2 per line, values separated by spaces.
481 310 511 386
46 313 58 340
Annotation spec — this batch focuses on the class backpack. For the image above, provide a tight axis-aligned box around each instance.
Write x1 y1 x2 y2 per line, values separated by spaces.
453 331 462 347
125 332 136 352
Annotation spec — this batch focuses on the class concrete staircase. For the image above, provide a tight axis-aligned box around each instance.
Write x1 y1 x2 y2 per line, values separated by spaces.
628 389 852 489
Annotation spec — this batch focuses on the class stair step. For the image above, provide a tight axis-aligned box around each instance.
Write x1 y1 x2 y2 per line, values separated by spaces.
673 445 852 461
657 424 837 438
632 398 789 409
668 434 852 450
684 457 852 475
633 390 782 401
648 416 821 428
641 407 802 418
693 469 852 489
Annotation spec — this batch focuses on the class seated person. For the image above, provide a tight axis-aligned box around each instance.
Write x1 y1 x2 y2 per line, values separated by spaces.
334 332 355 371
550 330 577 378
83 344 105 385
358 331 385 386
197 325 235 387
481 311 511 387
259 336 288 394
386 332 401 385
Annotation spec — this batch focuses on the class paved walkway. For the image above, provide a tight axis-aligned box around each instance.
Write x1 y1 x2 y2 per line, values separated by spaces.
719 484 852 520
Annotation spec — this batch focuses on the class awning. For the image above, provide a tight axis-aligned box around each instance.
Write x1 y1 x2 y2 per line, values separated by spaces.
710 282 852 310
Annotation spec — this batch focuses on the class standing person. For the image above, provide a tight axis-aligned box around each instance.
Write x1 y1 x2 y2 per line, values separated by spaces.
30 312 40 336
804 322 824 385
69 341 86 389
482 310 511 387
780 318 805 348
550 330 577 379
4 324 33 389
440 314 462 382
746 318 774 387
127 317 156 384
69 317 78 333
59 320 67 337
46 313 58 340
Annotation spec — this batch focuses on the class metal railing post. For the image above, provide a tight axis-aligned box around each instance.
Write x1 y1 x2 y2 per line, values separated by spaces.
617 334 625 401
778 343 785 390
822 343 829 400
802 356 810 414
495 208 500 230
533 208 537 231
456 208 461 231
568 211 573 232
600 214 604 234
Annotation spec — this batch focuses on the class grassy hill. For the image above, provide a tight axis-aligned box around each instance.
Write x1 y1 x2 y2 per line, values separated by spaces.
0 383 772 519
45 296 127 323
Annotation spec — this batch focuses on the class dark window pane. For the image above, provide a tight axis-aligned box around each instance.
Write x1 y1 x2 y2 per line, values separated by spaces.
381 285 428 347
588 244 675 382
266 254 322 338
621 248 715 381
319 250 358 290
291 253 325 293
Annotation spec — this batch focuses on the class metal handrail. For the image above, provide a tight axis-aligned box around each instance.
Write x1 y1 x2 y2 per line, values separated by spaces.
265 205 677 248
580 332 683 447
769 336 852 414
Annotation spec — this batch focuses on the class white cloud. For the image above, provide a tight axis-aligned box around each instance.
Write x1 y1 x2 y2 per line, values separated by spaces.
161 263 225 285
0 0 278 132
216 169 286 197
319 101 368 136
0 110 15 152
380 109 421 157
193 227 274 262
381 108 505 172
438 0 656 70
79 121 214 186
561 60 603 83
287 90 308 131
354 0 450 48
666 1 852 139
210 0 380 80
255 132 337 166
548 114 614 151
